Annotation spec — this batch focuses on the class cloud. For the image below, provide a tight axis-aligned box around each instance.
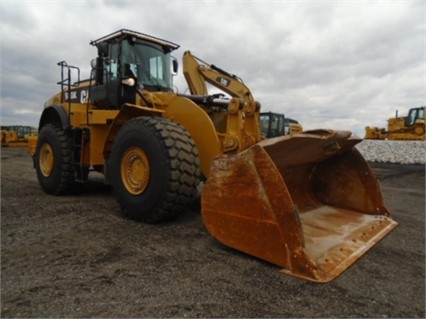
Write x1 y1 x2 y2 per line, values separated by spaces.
0 0 424 137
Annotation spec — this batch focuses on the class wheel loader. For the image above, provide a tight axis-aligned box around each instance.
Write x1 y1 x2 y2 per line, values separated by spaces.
365 106 425 140
28 29 397 282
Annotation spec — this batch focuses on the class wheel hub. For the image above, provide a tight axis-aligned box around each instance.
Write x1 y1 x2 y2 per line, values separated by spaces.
39 143 54 177
121 147 150 195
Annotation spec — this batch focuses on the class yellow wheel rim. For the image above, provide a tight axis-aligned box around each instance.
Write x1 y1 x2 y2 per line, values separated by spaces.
39 143 54 177
121 147 150 195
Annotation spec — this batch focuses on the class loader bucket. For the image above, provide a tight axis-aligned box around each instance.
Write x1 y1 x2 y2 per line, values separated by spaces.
202 129 397 283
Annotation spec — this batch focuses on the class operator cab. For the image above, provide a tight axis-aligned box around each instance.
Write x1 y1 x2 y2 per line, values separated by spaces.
89 29 180 108
260 112 285 137
406 107 425 127
260 112 302 137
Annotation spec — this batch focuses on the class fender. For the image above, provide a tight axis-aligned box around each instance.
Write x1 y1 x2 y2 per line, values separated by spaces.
103 98 221 179
162 95 222 177
38 104 70 131
102 103 164 160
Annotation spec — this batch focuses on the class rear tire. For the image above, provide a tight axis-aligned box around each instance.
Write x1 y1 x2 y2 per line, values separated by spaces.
35 124 74 195
108 117 201 223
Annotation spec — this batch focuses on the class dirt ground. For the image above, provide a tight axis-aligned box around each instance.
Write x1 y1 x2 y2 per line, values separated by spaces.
1 147 425 318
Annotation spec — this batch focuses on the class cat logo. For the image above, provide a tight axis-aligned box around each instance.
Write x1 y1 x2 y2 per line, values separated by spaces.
64 89 89 103
80 90 88 104
216 76 231 87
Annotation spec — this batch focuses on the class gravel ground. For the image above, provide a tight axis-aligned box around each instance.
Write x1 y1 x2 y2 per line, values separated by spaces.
356 140 425 164
1 146 425 318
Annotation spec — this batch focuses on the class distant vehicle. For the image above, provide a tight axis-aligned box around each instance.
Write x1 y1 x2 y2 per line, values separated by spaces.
259 112 303 137
1 125 37 147
365 106 425 140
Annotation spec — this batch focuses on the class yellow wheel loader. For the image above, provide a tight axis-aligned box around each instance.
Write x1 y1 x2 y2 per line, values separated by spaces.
29 29 397 282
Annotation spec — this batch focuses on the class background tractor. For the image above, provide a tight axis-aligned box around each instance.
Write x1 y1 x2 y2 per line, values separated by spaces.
365 106 425 140
1 125 37 147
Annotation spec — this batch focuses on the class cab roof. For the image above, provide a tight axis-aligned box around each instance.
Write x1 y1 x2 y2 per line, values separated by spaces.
90 29 180 51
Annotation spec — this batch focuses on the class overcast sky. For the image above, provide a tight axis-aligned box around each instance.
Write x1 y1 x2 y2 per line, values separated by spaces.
1 0 424 136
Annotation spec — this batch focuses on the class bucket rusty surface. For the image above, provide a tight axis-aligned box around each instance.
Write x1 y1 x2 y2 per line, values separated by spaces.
201 130 397 282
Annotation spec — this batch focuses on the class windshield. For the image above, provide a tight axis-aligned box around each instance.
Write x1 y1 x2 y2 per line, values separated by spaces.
259 114 270 135
259 113 284 137
418 108 424 120
122 40 173 91
406 108 423 126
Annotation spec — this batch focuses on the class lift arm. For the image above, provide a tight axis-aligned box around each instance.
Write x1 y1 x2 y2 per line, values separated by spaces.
182 50 261 150
182 51 255 104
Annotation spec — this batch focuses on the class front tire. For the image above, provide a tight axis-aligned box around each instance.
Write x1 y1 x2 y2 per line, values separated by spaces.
35 124 74 195
108 117 201 223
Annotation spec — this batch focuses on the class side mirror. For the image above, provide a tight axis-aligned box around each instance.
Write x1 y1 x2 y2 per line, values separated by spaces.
172 57 178 75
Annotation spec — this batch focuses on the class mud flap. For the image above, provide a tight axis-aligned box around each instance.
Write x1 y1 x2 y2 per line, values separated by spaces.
201 130 397 282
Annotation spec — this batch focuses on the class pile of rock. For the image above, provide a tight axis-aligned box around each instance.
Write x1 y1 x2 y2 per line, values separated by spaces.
356 140 426 165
